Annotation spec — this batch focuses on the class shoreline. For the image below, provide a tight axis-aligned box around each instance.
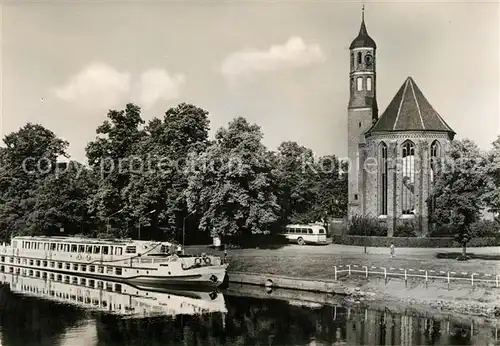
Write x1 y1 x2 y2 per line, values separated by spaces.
225 270 500 322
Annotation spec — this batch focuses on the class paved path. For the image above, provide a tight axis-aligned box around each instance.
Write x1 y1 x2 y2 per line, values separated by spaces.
186 243 500 258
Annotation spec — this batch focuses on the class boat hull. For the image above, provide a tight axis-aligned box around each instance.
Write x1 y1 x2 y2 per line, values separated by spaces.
127 265 228 288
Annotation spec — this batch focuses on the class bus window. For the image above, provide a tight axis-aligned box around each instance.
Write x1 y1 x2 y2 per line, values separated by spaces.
308 229 313 234
318 229 325 234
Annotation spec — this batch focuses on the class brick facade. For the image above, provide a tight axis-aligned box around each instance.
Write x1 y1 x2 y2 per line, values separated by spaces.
346 13 455 235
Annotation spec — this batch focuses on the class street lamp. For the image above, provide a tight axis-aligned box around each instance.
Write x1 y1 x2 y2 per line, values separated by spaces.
138 209 155 240
182 209 196 255
106 208 124 232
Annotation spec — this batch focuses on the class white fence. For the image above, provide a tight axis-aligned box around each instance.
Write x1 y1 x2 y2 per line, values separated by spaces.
333 264 500 287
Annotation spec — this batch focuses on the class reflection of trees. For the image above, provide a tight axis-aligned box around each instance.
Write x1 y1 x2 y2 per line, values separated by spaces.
95 296 344 345
0 284 86 346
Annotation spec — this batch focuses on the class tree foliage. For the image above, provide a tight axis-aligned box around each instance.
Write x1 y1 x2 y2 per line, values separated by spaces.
430 139 489 257
0 103 348 243
483 136 500 226
185 117 280 238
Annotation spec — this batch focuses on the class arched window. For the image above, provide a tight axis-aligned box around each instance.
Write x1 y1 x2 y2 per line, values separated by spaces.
357 52 362 64
401 141 415 215
379 142 388 215
357 77 363 91
367 77 372 91
429 140 441 216
350 53 354 69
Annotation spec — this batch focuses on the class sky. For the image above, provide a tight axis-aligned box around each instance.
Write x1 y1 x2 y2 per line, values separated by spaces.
1 0 499 162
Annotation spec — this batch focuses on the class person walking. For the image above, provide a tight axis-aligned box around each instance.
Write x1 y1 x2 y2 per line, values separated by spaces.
390 242 395 258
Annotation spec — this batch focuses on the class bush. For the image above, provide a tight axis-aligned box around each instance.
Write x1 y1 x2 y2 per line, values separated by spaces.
347 215 387 236
470 219 498 237
394 220 417 237
429 220 499 238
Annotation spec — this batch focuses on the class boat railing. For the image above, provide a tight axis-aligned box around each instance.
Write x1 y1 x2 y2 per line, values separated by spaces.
131 257 171 265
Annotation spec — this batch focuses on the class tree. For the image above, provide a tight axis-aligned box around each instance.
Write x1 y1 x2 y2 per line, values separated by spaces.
85 103 145 235
309 155 348 224
275 141 317 224
122 103 210 240
0 123 69 240
185 117 280 239
25 161 97 236
430 139 489 259
483 136 500 226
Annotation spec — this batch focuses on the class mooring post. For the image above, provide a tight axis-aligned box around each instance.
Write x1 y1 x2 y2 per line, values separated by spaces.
383 267 387 281
404 269 407 281
334 266 337 281
364 266 368 279
471 273 474 287
348 265 351 277
425 271 428 283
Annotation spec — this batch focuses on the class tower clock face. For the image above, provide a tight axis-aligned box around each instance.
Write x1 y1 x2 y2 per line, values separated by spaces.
364 54 374 66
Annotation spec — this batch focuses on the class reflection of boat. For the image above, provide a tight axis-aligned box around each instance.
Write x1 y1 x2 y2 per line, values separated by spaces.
0 236 228 287
0 265 227 319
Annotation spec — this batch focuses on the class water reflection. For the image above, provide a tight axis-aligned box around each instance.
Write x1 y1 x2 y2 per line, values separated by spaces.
0 269 497 346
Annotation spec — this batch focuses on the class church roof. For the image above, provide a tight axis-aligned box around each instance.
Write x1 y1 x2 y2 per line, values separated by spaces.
350 16 376 49
367 77 455 135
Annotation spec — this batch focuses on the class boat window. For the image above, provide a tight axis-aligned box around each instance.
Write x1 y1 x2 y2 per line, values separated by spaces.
93 246 100 254
71 245 77 252
102 246 109 255
98 266 104 273
50 243 56 251
318 229 325 234
81 265 87 272
78 245 84 253
57 244 61 251
44 243 49 250
125 246 136 254
106 267 113 274
86 246 92 254
308 229 313 234
89 265 95 273
64 244 69 252
115 247 122 256
115 268 122 275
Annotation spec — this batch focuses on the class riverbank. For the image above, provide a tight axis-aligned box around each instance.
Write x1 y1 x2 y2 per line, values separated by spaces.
341 276 500 323
189 243 500 320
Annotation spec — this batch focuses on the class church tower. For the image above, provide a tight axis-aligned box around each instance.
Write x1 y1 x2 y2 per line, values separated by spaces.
347 6 378 218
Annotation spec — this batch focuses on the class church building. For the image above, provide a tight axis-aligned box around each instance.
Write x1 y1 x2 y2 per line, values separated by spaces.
347 9 456 236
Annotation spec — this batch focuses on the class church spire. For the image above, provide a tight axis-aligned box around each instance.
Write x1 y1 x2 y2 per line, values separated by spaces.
350 4 376 49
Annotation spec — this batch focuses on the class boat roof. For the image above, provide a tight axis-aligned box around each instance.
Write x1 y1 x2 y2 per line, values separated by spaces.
12 236 159 246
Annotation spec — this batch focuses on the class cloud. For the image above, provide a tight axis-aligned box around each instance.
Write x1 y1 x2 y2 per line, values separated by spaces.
53 63 131 110
220 36 325 83
134 68 185 109
53 64 184 110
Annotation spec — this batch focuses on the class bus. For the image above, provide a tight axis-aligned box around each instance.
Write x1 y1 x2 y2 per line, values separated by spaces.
281 224 328 245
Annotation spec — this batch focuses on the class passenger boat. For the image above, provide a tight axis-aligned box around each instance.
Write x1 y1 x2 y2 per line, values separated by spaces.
0 267 227 318
0 236 228 288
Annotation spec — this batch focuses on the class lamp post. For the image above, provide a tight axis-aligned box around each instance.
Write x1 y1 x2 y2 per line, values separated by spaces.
106 208 124 232
138 209 155 240
182 210 196 255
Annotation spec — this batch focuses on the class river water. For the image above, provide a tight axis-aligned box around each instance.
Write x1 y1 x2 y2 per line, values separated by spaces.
0 271 497 346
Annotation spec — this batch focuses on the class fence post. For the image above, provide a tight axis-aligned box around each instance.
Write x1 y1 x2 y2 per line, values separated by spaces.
348 265 351 277
383 267 387 280
471 273 474 287
425 271 428 283
334 266 337 281
404 269 407 281
364 266 368 279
